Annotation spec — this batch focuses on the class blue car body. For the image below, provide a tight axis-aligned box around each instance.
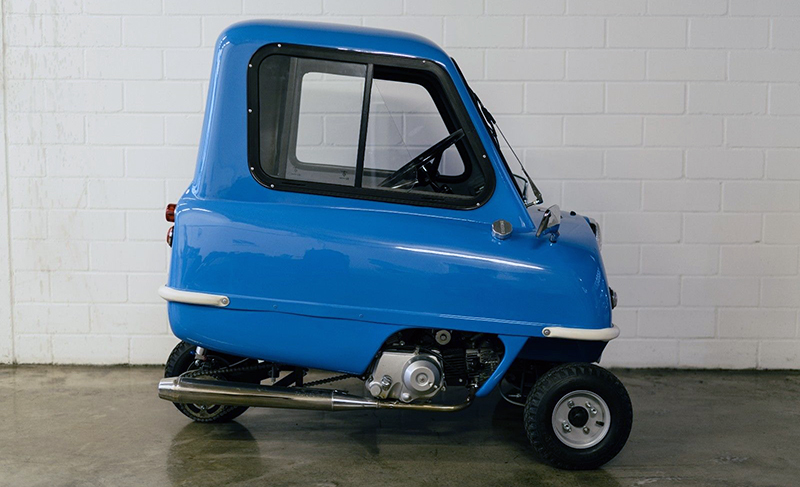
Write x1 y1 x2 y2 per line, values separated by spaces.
162 20 617 397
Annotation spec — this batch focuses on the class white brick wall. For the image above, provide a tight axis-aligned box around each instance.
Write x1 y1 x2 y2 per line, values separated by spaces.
0 0 798 369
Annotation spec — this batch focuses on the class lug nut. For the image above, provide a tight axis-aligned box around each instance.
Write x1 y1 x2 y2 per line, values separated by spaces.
562 421 571 433
583 427 590 434
567 400 574 408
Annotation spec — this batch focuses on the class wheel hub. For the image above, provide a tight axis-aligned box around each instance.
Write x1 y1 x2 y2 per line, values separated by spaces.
551 390 611 450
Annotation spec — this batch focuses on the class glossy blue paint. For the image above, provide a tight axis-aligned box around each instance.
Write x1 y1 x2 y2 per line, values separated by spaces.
166 20 613 395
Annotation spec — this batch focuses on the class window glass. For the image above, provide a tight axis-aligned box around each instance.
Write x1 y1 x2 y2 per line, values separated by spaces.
259 56 365 186
254 49 487 207
363 79 465 190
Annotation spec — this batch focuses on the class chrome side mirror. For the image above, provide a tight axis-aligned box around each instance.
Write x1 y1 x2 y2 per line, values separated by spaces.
536 204 561 242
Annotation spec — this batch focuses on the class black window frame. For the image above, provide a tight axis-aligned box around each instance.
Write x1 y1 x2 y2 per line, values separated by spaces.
247 43 496 210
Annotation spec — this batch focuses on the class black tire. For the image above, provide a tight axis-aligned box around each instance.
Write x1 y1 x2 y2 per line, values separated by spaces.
524 363 632 470
164 341 257 423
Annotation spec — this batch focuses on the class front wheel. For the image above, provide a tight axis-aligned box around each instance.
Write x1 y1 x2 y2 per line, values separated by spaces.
164 341 258 423
524 363 632 470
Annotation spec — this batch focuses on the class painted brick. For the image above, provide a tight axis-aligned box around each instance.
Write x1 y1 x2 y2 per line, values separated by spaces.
84 0 161 14
771 19 800 49
523 149 603 179
604 212 682 243
681 277 760 307
608 18 687 48
129 335 180 365
720 246 798 276
647 0 727 15
14 335 52 364
48 210 125 241
129 274 168 303
87 115 164 146
563 181 641 211
488 0 565 15
494 116 563 147
165 115 203 146
605 149 683 179
6 48 83 79
730 52 800 82
641 245 719 275
165 49 215 80
10 210 47 240
127 211 170 242
763 214 800 244
445 18 523 48
527 17 604 48
487 51 565 81
686 149 764 180
88 179 165 210
323 0 402 15
90 305 167 335
679 340 758 369
647 50 726 81
10 178 88 209
606 83 685 114
761 278 800 307
766 150 800 180
90 242 166 272
643 181 721 212
51 273 127 303
526 83 603 114
688 83 767 115
568 0 645 15
684 213 761 244
689 18 769 48
638 308 716 338
608 276 680 306
123 17 201 48
125 82 204 113
718 308 796 338
51 335 129 364
601 339 679 368
769 84 800 116
602 244 640 275
244 0 322 14
166 0 243 15
85 49 163 80
14 304 90 335
722 182 800 212
567 50 646 80
564 116 643 147
645 116 723 147
759 341 800 369
46 146 124 178
730 0 800 16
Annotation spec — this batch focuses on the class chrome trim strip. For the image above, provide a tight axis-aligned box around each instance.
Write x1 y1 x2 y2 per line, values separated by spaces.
542 324 620 342
158 286 230 308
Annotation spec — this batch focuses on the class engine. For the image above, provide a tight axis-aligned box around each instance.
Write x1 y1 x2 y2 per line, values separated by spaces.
365 331 504 403
366 351 444 403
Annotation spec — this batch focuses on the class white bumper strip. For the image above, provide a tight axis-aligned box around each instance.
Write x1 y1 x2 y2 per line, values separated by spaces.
158 286 230 308
542 324 620 342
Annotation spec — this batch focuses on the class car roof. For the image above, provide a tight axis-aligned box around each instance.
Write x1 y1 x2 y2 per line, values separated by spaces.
219 19 451 66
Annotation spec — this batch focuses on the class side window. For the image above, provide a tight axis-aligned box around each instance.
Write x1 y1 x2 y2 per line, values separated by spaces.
362 78 466 190
260 56 365 186
253 48 488 208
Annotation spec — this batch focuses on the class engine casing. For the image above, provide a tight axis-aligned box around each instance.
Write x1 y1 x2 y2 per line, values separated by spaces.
366 351 444 403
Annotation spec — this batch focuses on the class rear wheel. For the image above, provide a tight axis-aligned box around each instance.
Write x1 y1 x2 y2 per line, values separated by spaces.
523 363 632 470
164 341 258 423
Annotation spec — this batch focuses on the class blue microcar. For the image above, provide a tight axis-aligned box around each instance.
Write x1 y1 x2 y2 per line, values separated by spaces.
157 20 632 470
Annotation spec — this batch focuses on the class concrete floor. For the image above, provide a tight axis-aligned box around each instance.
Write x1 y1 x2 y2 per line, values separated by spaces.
0 367 798 487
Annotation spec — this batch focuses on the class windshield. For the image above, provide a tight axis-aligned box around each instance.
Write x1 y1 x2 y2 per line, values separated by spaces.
451 59 543 206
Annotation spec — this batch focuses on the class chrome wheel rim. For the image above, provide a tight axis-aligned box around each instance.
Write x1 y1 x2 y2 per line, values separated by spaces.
551 390 610 450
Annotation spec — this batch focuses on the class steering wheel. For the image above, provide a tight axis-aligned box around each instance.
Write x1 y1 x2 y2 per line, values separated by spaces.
378 129 465 191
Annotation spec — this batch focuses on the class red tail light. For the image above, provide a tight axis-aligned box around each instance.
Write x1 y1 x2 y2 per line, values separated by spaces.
166 226 174 247
165 203 176 222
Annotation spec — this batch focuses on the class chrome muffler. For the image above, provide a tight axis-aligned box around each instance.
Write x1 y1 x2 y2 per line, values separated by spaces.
158 377 472 412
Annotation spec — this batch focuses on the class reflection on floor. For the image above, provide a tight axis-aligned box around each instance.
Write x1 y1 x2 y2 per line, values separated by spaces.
0 366 798 487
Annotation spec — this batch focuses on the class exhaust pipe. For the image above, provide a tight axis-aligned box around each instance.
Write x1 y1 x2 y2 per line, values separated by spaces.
158 377 472 412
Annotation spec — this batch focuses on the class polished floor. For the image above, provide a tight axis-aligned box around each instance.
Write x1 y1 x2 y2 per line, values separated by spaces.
0 366 798 487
